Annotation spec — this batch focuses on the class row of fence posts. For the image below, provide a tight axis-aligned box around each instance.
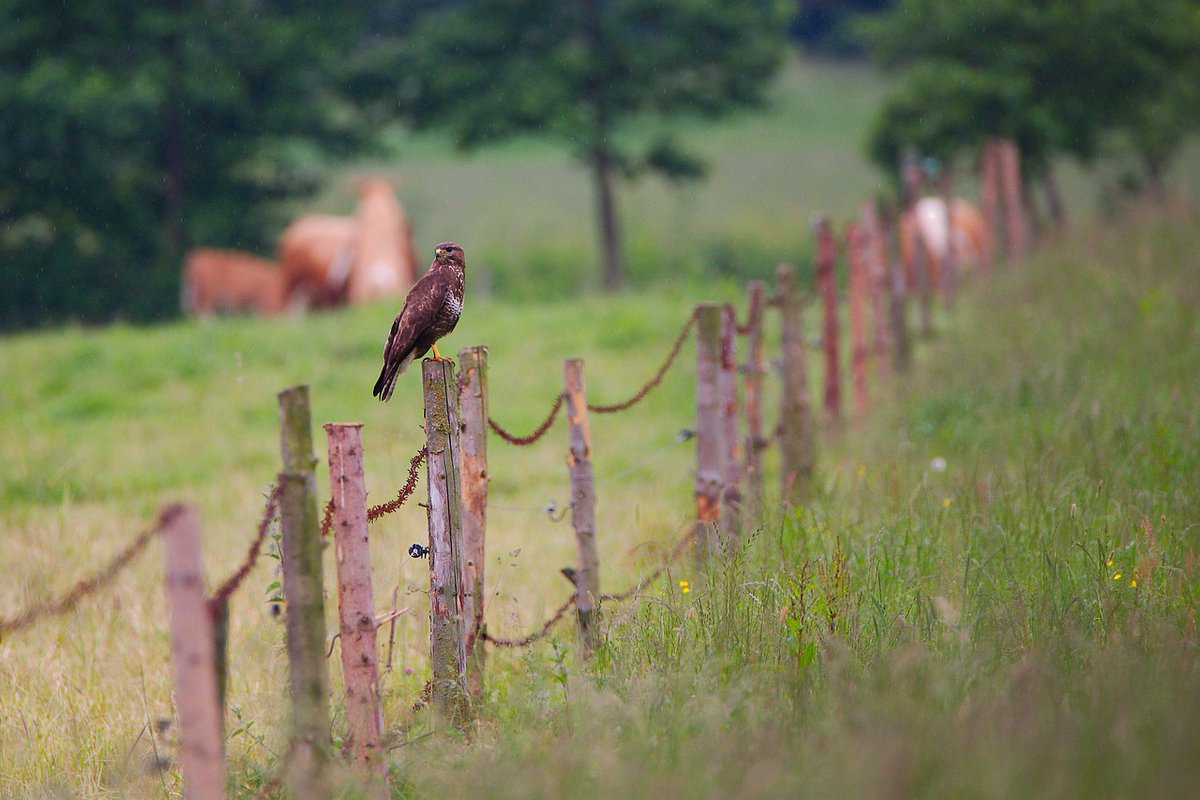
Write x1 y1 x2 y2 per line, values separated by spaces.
156 136 1032 798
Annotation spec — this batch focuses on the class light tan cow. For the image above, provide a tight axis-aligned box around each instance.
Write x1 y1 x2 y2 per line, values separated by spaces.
348 176 417 303
899 197 989 290
181 247 286 317
277 214 357 310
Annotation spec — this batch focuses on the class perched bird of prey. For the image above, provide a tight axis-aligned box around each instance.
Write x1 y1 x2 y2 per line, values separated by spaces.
372 241 466 401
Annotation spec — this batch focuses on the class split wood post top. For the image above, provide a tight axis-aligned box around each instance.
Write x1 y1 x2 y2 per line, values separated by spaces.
564 357 600 651
159 504 226 800
457 345 489 694
742 281 767 526
277 385 331 800
717 304 741 549
815 216 842 432
324 423 388 798
423 359 471 729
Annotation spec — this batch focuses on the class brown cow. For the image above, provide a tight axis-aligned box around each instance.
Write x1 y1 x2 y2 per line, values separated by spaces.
181 247 286 318
349 176 417 304
277 214 357 310
899 197 989 290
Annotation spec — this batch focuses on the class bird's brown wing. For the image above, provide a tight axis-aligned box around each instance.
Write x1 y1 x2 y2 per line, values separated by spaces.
373 271 450 400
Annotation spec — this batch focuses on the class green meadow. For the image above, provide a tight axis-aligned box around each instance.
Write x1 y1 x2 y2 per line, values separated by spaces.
2 57 1199 798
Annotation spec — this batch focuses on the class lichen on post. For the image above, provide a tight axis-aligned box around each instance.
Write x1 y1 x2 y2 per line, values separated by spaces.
456 345 489 694
422 359 470 729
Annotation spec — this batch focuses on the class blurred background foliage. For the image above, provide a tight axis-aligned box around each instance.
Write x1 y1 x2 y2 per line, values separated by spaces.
1 0 1198 329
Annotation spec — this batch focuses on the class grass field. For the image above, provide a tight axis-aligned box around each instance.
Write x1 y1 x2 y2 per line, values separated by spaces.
3 55 1200 798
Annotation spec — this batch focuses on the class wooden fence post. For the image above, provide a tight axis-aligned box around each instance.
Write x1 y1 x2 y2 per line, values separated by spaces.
979 139 999 272
860 198 891 384
718 304 742 545
277 385 331 799
775 267 815 508
160 504 226 800
847 222 869 419
423 359 470 729
902 149 934 336
742 282 767 525
997 137 1030 260
886 214 912 376
693 302 723 555
815 216 842 433
563 358 600 651
324 423 388 798
456 346 489 693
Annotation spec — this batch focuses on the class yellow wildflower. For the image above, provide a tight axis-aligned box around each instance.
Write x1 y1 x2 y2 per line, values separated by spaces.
679 579 691 595
1113 572 1122 580
1130 579 1138 588
942 497 952 508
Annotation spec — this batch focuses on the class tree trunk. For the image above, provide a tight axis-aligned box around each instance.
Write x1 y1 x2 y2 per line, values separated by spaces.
592 144 624 291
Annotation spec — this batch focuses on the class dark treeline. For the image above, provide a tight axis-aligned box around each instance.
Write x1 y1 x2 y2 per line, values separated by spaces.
0 1 878 330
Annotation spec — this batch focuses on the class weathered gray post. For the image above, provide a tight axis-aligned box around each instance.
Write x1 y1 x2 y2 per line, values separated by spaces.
742 282 767 525
160 504 226 800
324 423 388 798
776 266 815 508
456 346 489 693
277 385 331 799
693 303 723 556
423 359 470 729
717 304 742 545
563 358 600 651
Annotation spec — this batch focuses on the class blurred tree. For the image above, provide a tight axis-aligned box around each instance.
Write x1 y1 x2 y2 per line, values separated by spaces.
859 0 1200 205
789 0 891 57
0 1 386 329
395 0 789 290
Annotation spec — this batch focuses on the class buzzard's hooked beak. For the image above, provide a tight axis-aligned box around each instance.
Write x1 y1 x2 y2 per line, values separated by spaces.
435 246 445 257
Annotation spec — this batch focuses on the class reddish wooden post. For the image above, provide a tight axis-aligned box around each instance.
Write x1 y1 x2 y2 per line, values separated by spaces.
846 222 869 419
741 282 767 524
815 216 842 433
979 140 999 272
277 386 331 799
901 151 934 336
860 198 891 384
776 266 815 508
456 346 488 693
883 207 912 376
717 304 741 545
160 504 226 800
563 358 600 651
324 423 387 797
693 302 723 555
997 137 1030 259
423 359 470 728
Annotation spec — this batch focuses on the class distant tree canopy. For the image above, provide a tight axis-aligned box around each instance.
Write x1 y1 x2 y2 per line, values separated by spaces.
395 0 790 291
0 1 396 329
859 0 1200 199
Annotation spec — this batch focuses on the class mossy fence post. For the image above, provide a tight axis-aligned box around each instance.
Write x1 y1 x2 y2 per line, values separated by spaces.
776 265 815 508
742 281 767 524
324 422 388 798
423 359 471 729
456 345 489 694
693 302 724 556
564 357 600 651
160 504 226 800
277 385 331 799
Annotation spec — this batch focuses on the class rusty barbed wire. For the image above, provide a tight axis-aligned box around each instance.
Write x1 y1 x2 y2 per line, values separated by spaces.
209 479 284 611
479 526 698 649
587 310 697 414
0 521 160 640
367 447 428 523
488 392 566 446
